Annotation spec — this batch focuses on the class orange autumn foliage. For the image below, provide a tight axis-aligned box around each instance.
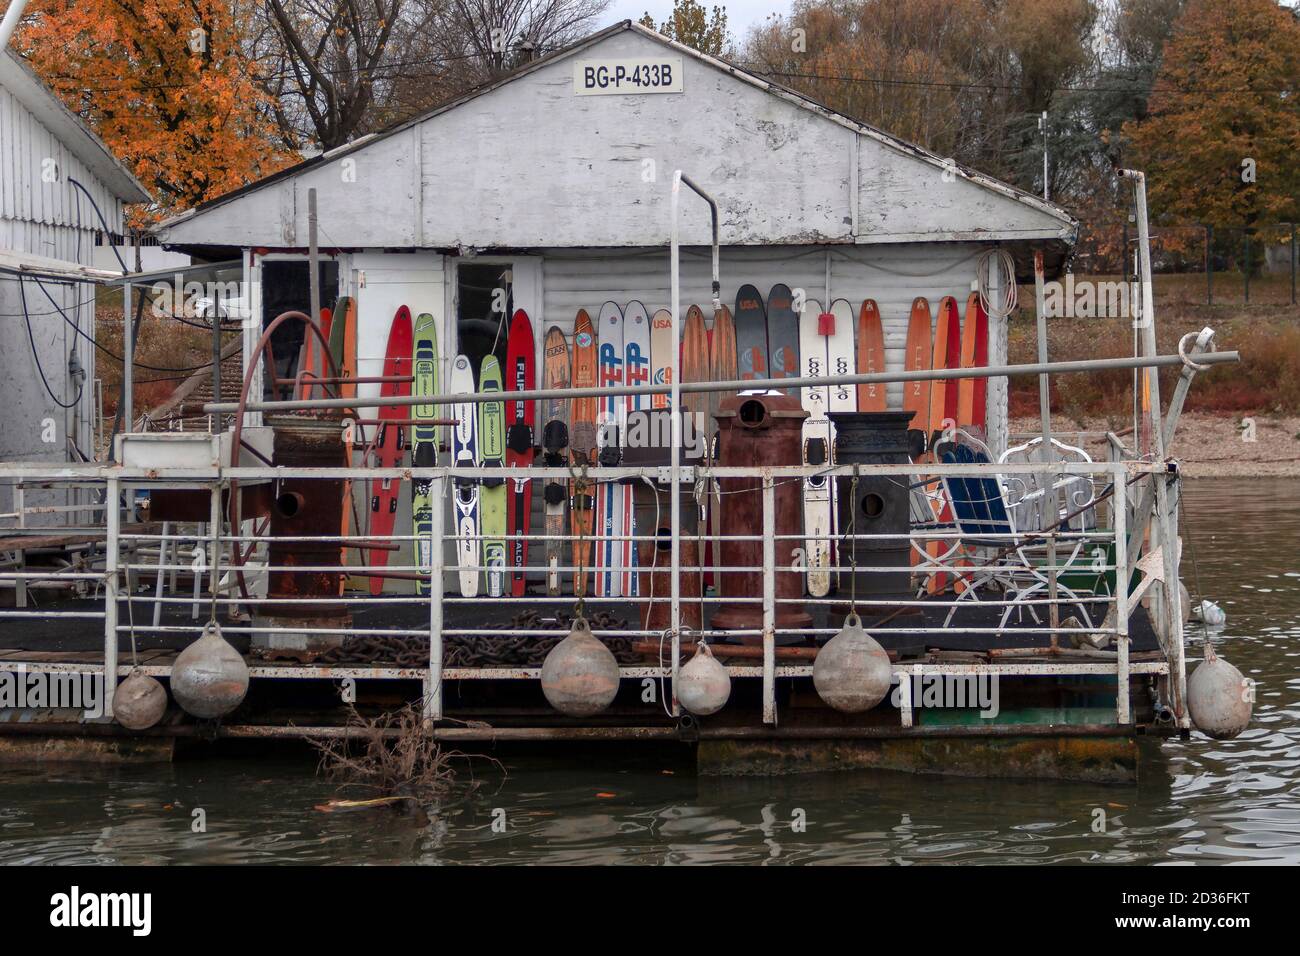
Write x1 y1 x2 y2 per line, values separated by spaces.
15 0 295 225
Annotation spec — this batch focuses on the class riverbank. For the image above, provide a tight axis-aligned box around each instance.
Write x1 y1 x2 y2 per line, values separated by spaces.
1010 413 1300 477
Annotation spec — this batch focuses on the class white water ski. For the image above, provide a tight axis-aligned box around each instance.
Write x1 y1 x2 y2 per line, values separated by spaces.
798 298 832 597
449 354 479 597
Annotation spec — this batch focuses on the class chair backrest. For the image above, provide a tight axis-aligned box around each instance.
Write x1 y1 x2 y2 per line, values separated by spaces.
998 436 1098 532
936 433 1013 538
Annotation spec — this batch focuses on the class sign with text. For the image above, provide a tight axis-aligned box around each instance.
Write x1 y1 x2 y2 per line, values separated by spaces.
573 58 684 95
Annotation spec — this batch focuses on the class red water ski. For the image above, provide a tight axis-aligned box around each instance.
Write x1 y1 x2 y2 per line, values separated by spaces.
505 309 536 596
368 305 413 595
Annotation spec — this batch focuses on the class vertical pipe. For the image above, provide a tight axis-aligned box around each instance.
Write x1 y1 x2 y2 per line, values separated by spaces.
1113 464 1130 724
122 282 133 430
762 474 776 726
1033 252 1060 639
104 477 120 718
308 188 321 392
153 520 169 628
669 174 683 716
899 664 916 729
209 483 222 616
14 484 25 609
427 475 444 724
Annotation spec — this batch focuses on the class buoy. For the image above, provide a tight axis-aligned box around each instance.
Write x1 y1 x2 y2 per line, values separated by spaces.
1187 642 1252 740
171 621 250 719
540 616 620 717
113 670 168 730
677 641 731 716
813 612 892 713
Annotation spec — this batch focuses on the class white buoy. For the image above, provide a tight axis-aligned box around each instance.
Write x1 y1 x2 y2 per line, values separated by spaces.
113 670 168 730
677 641 731 716
540 616 620 717
813 612 892 713
171 620 250 719
1187 642 1252 740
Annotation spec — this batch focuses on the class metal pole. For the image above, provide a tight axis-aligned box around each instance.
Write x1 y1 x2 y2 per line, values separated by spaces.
761 474 776 726
1033 251 1061 641
103 477 120 718
204 351 1241 417
210 482 222 616
1039 111 1049 201
426 475 444 724
123 282 133 430
307 188 321 391
668 170 721 715
1113 463 1130 725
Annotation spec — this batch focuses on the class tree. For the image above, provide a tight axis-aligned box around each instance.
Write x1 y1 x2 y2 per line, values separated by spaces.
640 0 729 56
15 0 294 222
1124 0 1300 235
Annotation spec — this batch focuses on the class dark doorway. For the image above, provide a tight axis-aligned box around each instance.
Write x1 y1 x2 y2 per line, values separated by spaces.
261 259 339 400
455 262 512 378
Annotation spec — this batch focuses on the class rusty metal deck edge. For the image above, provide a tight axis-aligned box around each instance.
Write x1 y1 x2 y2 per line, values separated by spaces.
0 721 1177 742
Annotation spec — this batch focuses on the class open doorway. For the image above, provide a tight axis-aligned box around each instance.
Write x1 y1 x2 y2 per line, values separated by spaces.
455 262 513 378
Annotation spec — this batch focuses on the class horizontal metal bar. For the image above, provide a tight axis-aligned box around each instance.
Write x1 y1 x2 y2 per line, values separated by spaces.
203 350 1240 414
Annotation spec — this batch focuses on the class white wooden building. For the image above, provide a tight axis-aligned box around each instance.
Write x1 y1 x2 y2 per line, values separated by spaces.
0 49 149 466
156 20 1078 453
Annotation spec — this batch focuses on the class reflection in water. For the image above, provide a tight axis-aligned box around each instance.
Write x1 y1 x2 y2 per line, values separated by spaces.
0 479 1295 865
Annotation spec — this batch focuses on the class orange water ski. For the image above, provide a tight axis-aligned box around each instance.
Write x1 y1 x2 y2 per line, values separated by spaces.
856 299 886 411
957 293 980 428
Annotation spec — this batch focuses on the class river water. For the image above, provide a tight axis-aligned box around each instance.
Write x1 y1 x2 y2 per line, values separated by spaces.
1 478 1296 865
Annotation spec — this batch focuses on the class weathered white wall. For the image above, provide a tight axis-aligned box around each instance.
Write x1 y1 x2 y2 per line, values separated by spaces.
0 81 118 474
157 25 1073 252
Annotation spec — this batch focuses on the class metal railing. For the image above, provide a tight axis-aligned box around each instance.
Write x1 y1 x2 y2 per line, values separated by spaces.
0 457 1178 729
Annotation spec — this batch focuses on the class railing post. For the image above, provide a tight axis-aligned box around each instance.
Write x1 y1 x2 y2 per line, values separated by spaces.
14 482 25 609
762 473 776 726
1113 464 1130 725
209 482 222 615
103 477 120 718
426 474 444 724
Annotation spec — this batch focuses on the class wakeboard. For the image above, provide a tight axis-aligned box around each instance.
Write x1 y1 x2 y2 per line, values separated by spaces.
478 356 507 597
369 305 413 595
505 310 535 597
799 298 832 597
412 311 440 596
766 283 800 392
734 285 767 381
595 302 624 598
449 354 479 597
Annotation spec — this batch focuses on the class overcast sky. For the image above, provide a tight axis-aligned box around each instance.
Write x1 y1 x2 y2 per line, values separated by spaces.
599 0 793 46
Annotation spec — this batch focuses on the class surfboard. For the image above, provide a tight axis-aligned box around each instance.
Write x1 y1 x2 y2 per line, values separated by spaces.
766 283 800 392
856 299 887 412
505 310 535 597
569 310 598 596
650 308 673 409
734 285 767 381
622 300 651 597
957 294 979 428
927 297 958 594
448 354 479 597
411 311 439 596
799 298 832 597
542 326 571 596
478 356 507 598
595 302 624 598
369 306 413 595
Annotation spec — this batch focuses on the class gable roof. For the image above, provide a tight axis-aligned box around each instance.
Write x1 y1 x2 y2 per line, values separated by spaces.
157 20 1075 247
2 50 150 204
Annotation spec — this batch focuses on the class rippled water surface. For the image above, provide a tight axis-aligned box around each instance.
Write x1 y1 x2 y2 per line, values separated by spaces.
1 478 1296 865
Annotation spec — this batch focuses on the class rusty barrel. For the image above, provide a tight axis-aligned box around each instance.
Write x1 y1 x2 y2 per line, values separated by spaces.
710 392 812 634
639 535 703 632
264 414 349 618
